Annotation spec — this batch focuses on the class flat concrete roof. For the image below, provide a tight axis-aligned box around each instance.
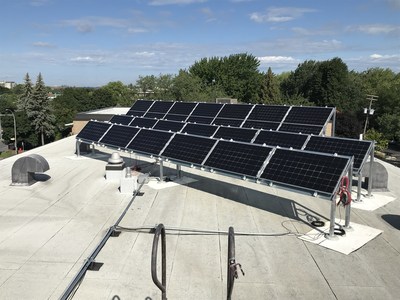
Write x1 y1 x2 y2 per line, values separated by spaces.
1 136 400 299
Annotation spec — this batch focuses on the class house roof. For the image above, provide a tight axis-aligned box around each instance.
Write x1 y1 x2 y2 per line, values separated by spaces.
0 135 399 299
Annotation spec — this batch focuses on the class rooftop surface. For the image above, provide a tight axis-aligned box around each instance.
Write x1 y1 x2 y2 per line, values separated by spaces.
0 135 399 299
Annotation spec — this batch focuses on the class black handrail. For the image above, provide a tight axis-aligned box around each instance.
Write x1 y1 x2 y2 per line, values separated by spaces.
227 226 244 300
151 224 167 300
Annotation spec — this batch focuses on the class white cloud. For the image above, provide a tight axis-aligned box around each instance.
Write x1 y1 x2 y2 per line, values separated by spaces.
32 41 56 48
62 17 132 33
370 53 400 61
258 56 295 63
250 7 316 23
149 0 207 5
348 24 400 35
70 56 105 64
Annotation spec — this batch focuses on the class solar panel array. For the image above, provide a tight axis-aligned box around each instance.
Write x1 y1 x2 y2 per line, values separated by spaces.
77 120 353 198
126 100 332 135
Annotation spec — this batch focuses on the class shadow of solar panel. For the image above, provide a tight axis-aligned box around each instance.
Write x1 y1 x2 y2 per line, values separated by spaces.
164 114 188 121
161 134 217 165
109 115 134 125
247 105 290 122
180 123 218 137
242 120 280 130
212 118 243 127
147 101 174 113
143 112 166 119
191 103 223 117
284 107 333 125
254 130 308 149
77 121 111 142
204 141 273 177
216 104 252 119
129 100 154 111
127 110 146 117
100 125 139 148
126 129 173 155
186 116 214 124
261 149 349 194
305 136 372 171
153 120 185 132
213 127 257 143
279 123 323 135
130 117 157 128
168 102 196 115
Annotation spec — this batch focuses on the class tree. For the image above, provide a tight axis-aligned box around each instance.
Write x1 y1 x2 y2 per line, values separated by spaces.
260 67 281 104
17 73 33 110
102 81 136 106
26 73 55 145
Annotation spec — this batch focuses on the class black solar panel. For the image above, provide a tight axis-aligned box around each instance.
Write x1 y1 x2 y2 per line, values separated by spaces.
213 127 257 143
242 120 280 130
77 121 111 142
143 112 166 119
186 116 214 124
254 131 308 149
247 105 290 122
100 125 140 148
180 123 218 137
130 117 157 128
147 101 174 113
191 103 223 117
167 102 197 115
212 118 243 127
261 149 349 195
305 136 372 171
279 123 323 135
126 110 146 117
164 114 188 121
126 129 173 155
161 134 217 165
109 115 134 125
153 120 185 132
129 100 154 112
216 104 252 119
284 107 333 125
204 141 273 177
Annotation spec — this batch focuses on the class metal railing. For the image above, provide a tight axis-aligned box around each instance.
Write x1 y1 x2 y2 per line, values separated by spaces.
151 224 167 300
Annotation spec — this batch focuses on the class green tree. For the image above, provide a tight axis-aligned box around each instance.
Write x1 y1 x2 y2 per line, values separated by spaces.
260 67 281 104
136 75 157 99
377 113 400 142
26 73 55 145
102 81 136 106
17 73 33 110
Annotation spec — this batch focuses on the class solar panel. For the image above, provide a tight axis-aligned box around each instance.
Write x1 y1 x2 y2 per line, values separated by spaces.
180 123 218 137
279 123 323 135
126 129 173 156
186 116 214 124
77 121 111 142
161 134 217 165
284 107 333 126
241 120 280 130
130 117 158 128
253 130 308 149
147 101 174 113
212 118 243 127
213 127 257 143
261 149 349 195
143 112 167 119
247 105 290 122
163 114 188 121
305 136 372 171
191 103 223 117
216 104 252 119
153 120 185 132
167 102 196 115
129 100 154 112
99 125 140 148
126 110 146 117
204 141 273 177
109 115 134 125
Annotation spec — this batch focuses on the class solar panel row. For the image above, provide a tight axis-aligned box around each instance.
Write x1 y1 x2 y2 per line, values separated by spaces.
77 120 350 197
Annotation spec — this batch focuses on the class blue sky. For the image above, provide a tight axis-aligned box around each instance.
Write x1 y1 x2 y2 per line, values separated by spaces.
1 0 399 86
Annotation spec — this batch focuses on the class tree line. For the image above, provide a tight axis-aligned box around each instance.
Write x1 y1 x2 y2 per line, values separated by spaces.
1 53 399 152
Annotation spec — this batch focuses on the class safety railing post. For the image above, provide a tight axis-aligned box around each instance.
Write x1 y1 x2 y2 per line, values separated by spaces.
227 226 244 300
151 224 167 300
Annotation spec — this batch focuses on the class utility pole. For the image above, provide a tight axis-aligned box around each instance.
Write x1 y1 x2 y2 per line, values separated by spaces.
363 94 378 137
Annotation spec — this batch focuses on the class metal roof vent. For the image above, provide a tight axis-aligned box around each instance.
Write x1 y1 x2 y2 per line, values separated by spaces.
11 154 50 186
